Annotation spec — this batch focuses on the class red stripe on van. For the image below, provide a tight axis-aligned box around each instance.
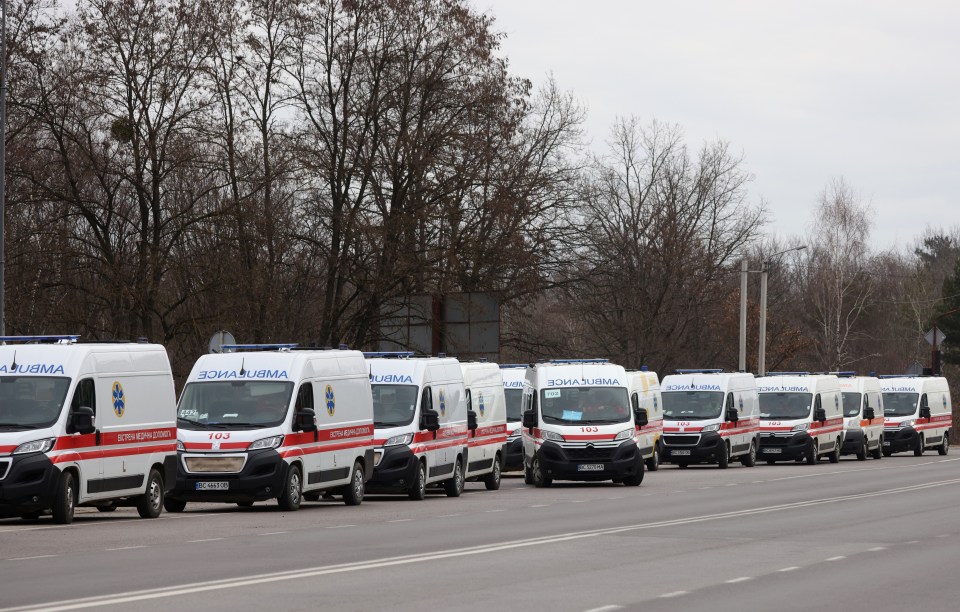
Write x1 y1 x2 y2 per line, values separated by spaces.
50 443 177 464
0 445 17 454
468 435 507 448
279 439 373 458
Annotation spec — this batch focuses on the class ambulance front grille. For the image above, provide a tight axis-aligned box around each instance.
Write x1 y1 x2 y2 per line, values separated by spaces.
184 456 245 474
0 459 9 480
662 434 700 446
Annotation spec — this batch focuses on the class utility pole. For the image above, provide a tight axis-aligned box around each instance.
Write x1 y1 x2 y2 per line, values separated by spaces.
739 259 747 372
0 0 7 335
758 245 807 376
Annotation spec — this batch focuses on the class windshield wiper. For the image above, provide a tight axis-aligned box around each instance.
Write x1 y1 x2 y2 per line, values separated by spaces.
576 419 623 424
177 417 206 427
212 421 266 428
0 423 33 430
373 421 402 428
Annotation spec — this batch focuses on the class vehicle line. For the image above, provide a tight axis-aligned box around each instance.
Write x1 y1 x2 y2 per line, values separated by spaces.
658 591 689 598
186 538 222 543
5 555 57 562
825 556 845 561
582 606 623 612
867 546 886 551
725 577 752 584
778 566 799 572
104 546 147 552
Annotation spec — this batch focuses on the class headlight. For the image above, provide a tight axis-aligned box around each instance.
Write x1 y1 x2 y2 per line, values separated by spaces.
541 430 565 442
701 423 721 433
792 423 810 432
507 428 521 439
899 420 915 429
13 438 56 454
384 433 414 447
614 429 634 441
846 418 861 429
176 440 185 451
247 435 284 450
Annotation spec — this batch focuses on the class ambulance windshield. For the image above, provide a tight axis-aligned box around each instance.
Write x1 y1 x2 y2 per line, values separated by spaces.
372 385 419 428
505 389 523 422
539 387 630 425
841 392 862 417
661 391 723 420
178 381 294 429
882 392 918 417
0 376 71 430
759 393 812 420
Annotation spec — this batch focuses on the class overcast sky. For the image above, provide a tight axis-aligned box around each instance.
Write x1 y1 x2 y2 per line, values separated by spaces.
469 0 959 250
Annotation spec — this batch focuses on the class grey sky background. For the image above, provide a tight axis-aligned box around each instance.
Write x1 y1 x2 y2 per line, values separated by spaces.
469 0 959 250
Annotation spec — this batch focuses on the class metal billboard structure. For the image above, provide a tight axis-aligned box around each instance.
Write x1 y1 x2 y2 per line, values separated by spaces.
379 293 500 361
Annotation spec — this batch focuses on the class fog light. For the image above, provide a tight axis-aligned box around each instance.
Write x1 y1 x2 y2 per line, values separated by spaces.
265 487 271 493
32 496 39 503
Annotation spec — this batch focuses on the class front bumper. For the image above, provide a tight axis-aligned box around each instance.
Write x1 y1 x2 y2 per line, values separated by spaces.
840 429 864 454
535 440 642 482
368 445 418 490
503 437 524 471
883 427 919 454
660 431 725 464
758 431 813 461
168 449 286 503
0 453 59 516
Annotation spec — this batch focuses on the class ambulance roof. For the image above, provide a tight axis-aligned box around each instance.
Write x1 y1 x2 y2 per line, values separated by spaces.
188 349 367 383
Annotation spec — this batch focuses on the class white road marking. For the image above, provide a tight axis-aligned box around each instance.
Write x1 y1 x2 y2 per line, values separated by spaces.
698 487 712 490
905 540 920 544
7 477 960 612
725 577 752 583
659 591 689 598
529 505 548 508
484 509 506 513
0 512 227 534
324 525 355 529
105 546 147 552
825 556 846 561
778 566 799 572
256 532 288 536
570 500 588 503
867 546 886 551
437 513 462 517
387 519 413 523
187 538 222 543
582 606 623 612
725 483 737 487
6 555 56 561
936 534 950 538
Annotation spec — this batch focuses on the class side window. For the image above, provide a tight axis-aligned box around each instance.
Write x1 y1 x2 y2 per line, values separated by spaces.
71 379 96 414
465 389 473 412
631 393 640 411
296 383 314 412
421 386 433 412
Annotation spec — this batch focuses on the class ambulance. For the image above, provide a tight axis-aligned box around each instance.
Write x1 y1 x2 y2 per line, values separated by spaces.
659 370 759 468
520 359 645 487
626 367 662 471
757 373 843 464
880 375 952 456
836 373 884 460
168 345 374 511
500 364 527 471
0 336 177 524
366 353 469 499
460 361 508 490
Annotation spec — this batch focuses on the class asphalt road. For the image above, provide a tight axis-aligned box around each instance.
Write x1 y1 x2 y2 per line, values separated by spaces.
2 454 960 611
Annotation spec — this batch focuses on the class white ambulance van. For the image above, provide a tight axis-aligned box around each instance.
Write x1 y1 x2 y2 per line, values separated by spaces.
460 361 507 490
880 375 952 456
757 373 843 464
0 336 177 524
626 367 662 471
836 373 884 460
659 370 759 469
366 353 469 499
500 364 527 472
168 345 374 511
520 359 645 487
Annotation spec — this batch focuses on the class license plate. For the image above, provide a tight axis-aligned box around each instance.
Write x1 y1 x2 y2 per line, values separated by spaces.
883 441 891 446
763 447 782 454
672 449 691 456
195 481 229 491
577 464 604 471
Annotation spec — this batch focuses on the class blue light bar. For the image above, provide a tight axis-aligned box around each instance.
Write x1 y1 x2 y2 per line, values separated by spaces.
363 351 415 358
878 374 920 379
0 335 80 344
500 364 529 369
765 371 810 376
550 359 609 364
675 369 723 374
221 343 297 352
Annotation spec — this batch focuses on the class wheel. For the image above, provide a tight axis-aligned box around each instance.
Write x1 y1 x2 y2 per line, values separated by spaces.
622 460 644 486
52 471 76 524
136 469 164 519
531 454 552 488
856 437 867 461
914 435 925 457
882 448 892 457
443 459 465 497
740 440 757 467
828 438 840 463
871 437 883 459
717 442 729 469
236 501 254 507
277 464 302 511
804 440 817 465
938 434 950 456
164 497 187 513
20 511 42 520
646 447 660 472
343 461 365 506
97 504 117 513
483 455 502 491
523 461 535 485
408 460 427 500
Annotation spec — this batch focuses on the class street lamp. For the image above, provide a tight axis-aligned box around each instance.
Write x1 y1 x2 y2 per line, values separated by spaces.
758 245 807 376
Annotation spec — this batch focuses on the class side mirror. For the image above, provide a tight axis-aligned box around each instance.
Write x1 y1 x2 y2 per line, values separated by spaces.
725 408 739 423
522 410 537 429
420 409 440 432
863 407 875 421
467 410 478 432
920 406 931 420
296 408 317 432
71 406 95 435
634 408 648 428
814 407 826 423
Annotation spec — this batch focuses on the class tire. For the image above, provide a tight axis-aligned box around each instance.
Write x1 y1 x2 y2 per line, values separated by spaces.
523 461 535 485
938 433 950 456
740 440 757 467
277 464 302 511
717 442 729 469
646 447 660 472
856 437 867 461
483 455 502 491
97 504 117 513
828 438 840 464
408 460 427 500
443 459 465 497
52 470 76 524
236 501 254 507
164 497 187 513
914 435 925 457
136 469 164 519
882 448 892 457
343 461 365 506
872 437 883 459
531 454 552 488
622 460 644 486
804 440 817 465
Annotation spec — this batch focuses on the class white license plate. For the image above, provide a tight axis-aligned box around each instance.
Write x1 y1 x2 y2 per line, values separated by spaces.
195 481 229 491
763 448 782 454
883 441 891 446
577 464 604 471
672 449 691 456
